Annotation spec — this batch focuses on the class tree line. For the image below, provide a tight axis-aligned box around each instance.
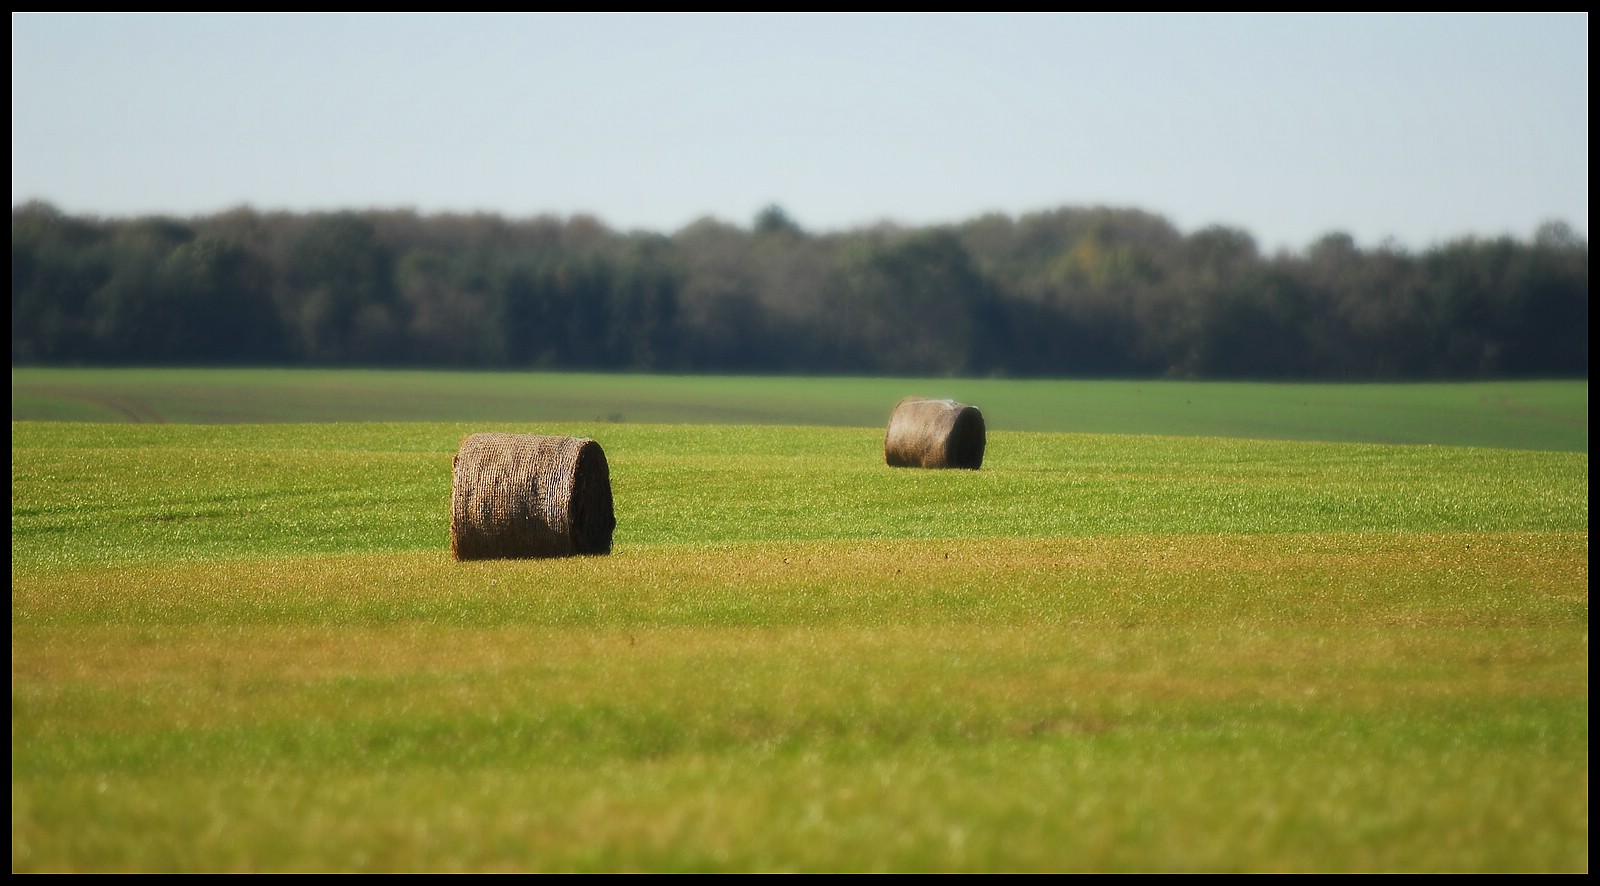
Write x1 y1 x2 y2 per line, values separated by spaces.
11 200 1588 380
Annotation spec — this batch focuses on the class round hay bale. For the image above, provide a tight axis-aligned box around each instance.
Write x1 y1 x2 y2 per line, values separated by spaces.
883 396 986 470
450 432 616 560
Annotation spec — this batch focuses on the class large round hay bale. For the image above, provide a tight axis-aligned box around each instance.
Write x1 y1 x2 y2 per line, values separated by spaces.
450 433 616 560
883 397 986 470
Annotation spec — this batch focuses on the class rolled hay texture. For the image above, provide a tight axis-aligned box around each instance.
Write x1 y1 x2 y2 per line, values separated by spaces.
450 433 616 560
883 397 986 469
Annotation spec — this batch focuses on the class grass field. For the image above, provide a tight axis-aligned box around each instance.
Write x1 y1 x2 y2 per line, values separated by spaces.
9 368 1589 451
10 370 1589 872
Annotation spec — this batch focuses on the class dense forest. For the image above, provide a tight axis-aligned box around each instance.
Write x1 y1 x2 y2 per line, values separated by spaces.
11 200 1588 380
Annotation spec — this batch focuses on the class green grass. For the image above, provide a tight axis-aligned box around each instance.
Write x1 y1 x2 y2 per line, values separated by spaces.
9 422 1588 571
9 372 1591 872
10 368 1589 451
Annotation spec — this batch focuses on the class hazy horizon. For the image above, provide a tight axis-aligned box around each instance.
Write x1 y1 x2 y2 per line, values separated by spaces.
11 12 1589 254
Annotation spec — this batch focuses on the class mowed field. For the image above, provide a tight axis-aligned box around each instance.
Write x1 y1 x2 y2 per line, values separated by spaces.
10 369 1590 873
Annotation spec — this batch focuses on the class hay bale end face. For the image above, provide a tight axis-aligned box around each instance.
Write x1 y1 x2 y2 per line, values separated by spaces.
450 432 616 560
883 397 986 470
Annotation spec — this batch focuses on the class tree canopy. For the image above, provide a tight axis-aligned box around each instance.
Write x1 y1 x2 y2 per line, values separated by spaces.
12 201 1588 380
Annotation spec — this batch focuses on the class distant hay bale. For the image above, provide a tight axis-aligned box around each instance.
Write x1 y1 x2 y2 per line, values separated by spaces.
450 432 616 560
883 397 986 470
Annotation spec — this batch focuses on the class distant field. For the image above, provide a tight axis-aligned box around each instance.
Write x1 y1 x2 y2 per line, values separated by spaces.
9 371 1590 873
9 367 1589 451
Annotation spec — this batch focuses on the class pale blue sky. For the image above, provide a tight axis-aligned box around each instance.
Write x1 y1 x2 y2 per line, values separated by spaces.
11 12 1589 254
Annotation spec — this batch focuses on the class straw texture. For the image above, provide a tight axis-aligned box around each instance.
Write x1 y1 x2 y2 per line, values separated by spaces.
883 397 986 470
450 432 616 559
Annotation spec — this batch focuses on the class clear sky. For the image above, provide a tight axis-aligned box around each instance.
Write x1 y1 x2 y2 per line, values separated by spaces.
11 12 1589 255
